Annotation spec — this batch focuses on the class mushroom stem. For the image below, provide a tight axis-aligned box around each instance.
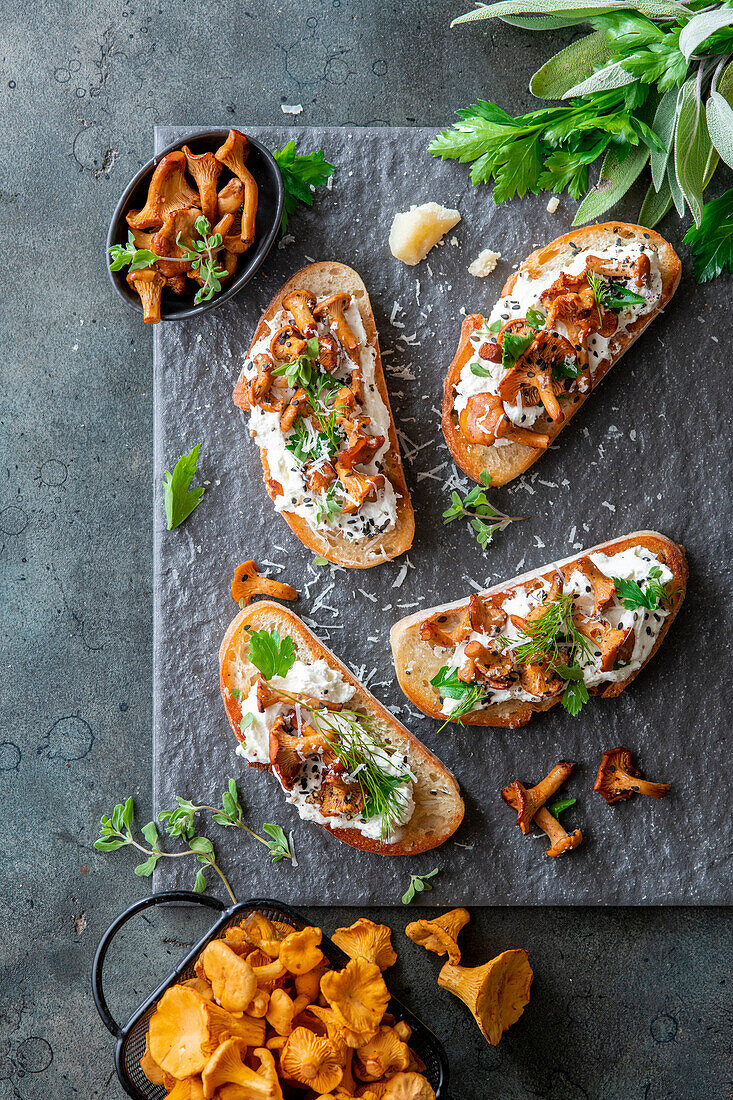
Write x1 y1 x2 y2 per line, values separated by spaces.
534 807 583 857
501 760 575 835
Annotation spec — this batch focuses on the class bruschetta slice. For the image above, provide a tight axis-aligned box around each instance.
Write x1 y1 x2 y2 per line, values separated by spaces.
390 532 687 729
219 601 464 854
233 262 415 567
443 223 681 485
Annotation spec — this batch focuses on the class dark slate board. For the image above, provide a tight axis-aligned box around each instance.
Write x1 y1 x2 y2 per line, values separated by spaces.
153 125 732 905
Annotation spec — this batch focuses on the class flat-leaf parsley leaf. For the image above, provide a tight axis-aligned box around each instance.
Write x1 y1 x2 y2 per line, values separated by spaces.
163 444 205 530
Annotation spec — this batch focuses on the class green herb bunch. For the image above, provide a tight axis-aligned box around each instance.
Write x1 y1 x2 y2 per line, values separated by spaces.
174 215 228 304
612 564 675 609
433 0 733 281
443 469 525 549
95 782 293 903
273 141 336 232
274 337 344 459
503 591 595 716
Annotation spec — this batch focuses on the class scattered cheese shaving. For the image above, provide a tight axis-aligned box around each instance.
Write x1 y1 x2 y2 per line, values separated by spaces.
468 248 501 277
281 103 303 115
546 195 560 213
389 202 461 266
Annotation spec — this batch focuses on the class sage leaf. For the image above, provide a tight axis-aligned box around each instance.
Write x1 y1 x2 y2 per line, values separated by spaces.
650 87 680 191
706 91 733 171
562 59 638 99
503 14 600 28
666 161 687 216
639 175 673 227
679 8 733 62
573 141 649 224
530 32 613 98
674 80 713 227
452 0 690 27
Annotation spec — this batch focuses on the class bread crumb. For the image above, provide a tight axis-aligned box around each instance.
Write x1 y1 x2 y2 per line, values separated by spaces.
389 202 461 266
546 195 560 213
468 248 501 277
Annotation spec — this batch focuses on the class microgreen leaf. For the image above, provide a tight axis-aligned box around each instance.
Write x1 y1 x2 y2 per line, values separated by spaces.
442 469 524 549
193 870 207 893
163 444 205 531
107 231 160 273
262 823 293 863
402 868 439 905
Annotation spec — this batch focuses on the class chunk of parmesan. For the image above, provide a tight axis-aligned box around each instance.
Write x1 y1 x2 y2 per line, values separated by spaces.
389 202 461 266
546 195 560 213
467 248 501 277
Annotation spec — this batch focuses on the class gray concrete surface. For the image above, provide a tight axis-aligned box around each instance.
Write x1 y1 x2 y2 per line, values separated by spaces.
0 2 729 1097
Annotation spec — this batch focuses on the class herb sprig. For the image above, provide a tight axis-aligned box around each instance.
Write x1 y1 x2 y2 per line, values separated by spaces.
248 628 297 680
273 337 344 459
612 565 674 610
163 444 205 530
503 592 594 717
430 665 490 729
273 141 336 232
443 470 525 549
435 1 733 282
94 783 293 903
176 215 228 305
107 230 158 273
402 868 439 905
587 270 647 311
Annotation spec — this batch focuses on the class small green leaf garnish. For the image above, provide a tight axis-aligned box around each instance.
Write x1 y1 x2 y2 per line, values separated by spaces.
107 230 159 273
430 666 489 729
587 270 646 312
176 215 228 305
163 444 205 530
443 469 524 549
548 797 577 820
612 566 674 610
402 868 439 905
684 188 733 283
262 823 293 863
273 141 336 232
248 628 297 680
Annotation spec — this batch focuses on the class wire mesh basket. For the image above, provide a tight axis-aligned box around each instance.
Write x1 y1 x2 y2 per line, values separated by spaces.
93 891 449 1099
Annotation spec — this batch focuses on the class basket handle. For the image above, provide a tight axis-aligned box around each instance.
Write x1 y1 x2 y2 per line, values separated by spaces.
92 890 227 1038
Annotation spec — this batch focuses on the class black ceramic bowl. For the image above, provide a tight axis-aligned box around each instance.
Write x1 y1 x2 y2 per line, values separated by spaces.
106 129 284 322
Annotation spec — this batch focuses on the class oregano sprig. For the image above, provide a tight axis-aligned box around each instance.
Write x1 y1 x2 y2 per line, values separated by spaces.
402 868 440 904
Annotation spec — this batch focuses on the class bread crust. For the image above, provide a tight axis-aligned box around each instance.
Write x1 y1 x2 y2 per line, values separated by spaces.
219 601 464 854
390 531 687 729
233 262 415 567
442 222 682 485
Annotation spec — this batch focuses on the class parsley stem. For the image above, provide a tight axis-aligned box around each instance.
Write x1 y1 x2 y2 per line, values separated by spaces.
189 804 274 851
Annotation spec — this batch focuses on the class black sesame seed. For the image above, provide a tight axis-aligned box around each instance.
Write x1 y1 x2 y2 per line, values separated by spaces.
646 626 652 636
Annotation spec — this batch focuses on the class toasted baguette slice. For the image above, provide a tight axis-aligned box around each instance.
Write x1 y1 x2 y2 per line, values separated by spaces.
390 532 687 730
443 223 681 485
233 262 415 568
219 601 464 854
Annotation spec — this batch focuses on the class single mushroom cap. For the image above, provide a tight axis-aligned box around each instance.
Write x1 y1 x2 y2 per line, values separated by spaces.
572 613 632 672
149 985 251 1078
321 957 391 1039
405 908 471 964
203 1042 282 1100
332 919 397 971
382 1072 437 1100
283 289 318 338
459 392 550 450
139 1033 166 1086
127 150 200 229
354 1026 411 1081
561 555 616 614
594 746 671 803
438 949 533 1046
280 1027 344 1094
501 761 575 835
126 268 166 325
200 939 257 1013
270 324 307 363
280 926 325 975
231 560 298 607
182 146 222 224
266 987 309 1036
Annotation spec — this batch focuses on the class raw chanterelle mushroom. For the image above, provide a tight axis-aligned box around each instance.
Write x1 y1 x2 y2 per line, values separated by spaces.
594 746 671 803
167 1078 205 1100
280 1026 344 1093
332 918 397 971
354 1025 411 1081
280 926 325 975
405 908 470 965
320 957 391 1039
438 949 533 1046
200 939 257 1013
148 985 265 1078
211 1046 282 1100
382 1071 437 1099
